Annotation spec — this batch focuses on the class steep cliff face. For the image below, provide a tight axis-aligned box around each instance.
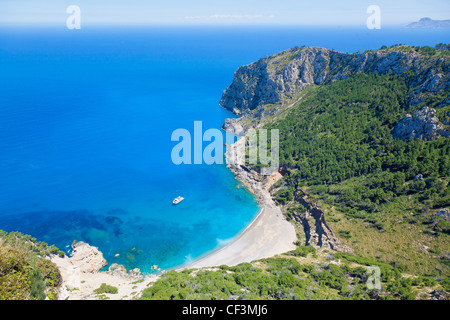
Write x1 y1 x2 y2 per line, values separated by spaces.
295 196 353 254
220 46 450 116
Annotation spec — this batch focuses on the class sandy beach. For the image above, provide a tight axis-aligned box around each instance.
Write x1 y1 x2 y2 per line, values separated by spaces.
182 134 297 269
182 195 296 269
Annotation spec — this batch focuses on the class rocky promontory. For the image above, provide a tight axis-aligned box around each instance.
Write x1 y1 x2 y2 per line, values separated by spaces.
406 17 450 29
219 44 450 258
69 240 107 273
220 46 449 118
51 241 152 300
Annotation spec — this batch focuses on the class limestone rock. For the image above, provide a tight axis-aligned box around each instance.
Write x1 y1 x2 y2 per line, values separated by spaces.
294 196 354 254
107 262 142 280
220 46 450 116
433 208 450 221
392 107 449 140
222 118 246 136
430 289 450 300
69 241 107 273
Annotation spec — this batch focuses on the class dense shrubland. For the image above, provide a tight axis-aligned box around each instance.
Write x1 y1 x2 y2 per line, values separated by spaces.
0 230 62 300
140 250 448 300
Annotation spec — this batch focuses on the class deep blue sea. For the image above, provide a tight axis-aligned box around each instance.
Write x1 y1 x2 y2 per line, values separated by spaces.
0 25 449 274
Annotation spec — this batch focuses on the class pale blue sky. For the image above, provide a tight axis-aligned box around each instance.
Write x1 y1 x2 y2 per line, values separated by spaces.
1 0 449 26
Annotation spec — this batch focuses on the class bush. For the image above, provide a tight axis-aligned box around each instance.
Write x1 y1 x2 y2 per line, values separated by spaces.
338 230 352 239
30 267 46 300
288 246 317 257
94 283 118 295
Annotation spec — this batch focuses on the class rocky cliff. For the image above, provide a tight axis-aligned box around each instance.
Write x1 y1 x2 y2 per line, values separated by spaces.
220 46 450 117
392 106 450 140
294 195 353 254
69 240 108 273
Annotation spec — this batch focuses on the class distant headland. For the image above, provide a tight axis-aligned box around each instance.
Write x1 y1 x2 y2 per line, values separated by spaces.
406 17 450 29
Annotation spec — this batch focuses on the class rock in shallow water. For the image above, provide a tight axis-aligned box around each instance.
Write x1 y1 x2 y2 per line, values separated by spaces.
70 240 107 273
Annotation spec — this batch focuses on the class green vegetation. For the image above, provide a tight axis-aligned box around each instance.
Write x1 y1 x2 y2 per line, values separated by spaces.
94 283 118 295
255 70 449 277
140 252 447 300
266 72 448 188
0 230 62 300
287 245 317 258
374 43 450 57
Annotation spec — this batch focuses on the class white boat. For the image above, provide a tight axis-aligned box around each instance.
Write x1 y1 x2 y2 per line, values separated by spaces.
172 196 184 205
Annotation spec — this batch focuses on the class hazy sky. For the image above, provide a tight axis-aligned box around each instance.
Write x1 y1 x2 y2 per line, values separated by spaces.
1 0 449 26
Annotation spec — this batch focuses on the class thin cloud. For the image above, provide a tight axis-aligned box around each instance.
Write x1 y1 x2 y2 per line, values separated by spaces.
184 14 275 20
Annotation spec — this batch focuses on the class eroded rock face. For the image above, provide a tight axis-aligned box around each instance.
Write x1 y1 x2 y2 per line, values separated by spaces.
222 118 246 137
220 46 449 116
295 197 354 254
70 241 107 273
392 107 449 140
107 262 142 280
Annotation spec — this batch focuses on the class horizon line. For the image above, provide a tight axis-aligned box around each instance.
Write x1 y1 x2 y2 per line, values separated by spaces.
0 21 422 28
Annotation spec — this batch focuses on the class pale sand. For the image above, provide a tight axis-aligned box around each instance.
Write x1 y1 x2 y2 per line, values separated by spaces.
51 255 160 300
182 200 297 269
51 183 296 300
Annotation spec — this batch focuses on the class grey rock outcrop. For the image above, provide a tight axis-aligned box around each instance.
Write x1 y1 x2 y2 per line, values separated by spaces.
433 208 450 221
222 118 246 136
295 196 353 254
392 107 449 140
107 262 142 280
70 241 107 273
220 46 450 116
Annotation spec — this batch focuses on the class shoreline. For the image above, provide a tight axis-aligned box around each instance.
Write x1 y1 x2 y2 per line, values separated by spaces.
176 134 297 270
173 204 264 271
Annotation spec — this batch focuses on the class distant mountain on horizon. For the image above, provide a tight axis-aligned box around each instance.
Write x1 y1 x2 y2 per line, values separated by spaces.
406 17 450 29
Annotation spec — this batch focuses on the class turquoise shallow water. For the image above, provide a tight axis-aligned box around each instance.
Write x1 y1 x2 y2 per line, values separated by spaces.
0 26 449 274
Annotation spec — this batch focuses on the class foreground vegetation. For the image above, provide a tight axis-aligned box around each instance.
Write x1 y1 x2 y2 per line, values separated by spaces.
140 246 448 300
0 230 62 300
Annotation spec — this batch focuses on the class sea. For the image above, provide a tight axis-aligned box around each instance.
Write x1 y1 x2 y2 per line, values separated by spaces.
0 25 449 274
